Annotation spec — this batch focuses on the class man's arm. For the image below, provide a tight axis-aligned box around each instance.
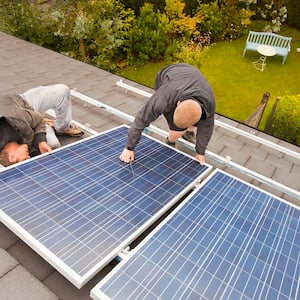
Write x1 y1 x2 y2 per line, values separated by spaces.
195 114 215 156
125 88 171 150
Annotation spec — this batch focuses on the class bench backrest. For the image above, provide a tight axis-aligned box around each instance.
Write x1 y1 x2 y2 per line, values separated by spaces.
247 31 292 49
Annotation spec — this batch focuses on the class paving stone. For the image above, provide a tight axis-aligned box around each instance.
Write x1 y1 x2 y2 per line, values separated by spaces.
43 261 116 300
240 144 268 161
208 141 226 157
0 265 58 300
259 144 285 157
265 153 293 172
0 249 18 277
214 126 240 138
245 157 275 178
272 168 300 192
220 146 250 166
0 224 19 249
8 242 55 282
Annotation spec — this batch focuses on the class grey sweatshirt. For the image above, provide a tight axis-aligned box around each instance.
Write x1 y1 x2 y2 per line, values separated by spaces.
126 63 216 155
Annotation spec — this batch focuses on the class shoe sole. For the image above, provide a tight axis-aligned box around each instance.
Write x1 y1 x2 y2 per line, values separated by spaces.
56 131 84 137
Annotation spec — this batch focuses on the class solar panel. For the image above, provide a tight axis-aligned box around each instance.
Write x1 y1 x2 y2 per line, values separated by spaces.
0 125 211 288
91 169 300 300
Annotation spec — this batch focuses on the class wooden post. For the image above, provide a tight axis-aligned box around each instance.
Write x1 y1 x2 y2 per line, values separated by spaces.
245 92 270 128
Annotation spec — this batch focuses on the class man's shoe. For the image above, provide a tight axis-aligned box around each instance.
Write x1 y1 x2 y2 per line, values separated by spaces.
182 131 196 144
56 124 84 137
165 137 176 147
43 117 55 128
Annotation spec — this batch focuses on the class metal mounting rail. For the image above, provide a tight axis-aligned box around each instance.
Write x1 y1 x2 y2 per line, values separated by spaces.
70 89 300 202
46 109 98 136
116 79 300 160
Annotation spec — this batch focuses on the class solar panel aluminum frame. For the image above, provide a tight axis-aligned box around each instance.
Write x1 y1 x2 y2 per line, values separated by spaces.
0 125 212 288
90 168 300 300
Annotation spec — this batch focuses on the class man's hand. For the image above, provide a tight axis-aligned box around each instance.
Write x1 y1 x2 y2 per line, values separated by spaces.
38 141 52 154
119 148 134 163
195 153 205 165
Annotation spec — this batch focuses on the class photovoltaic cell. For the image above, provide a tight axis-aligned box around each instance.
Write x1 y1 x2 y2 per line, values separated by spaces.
91 169 300 300
0 125 210 288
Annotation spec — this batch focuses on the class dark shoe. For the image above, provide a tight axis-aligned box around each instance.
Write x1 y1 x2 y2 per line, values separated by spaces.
182 131 196 143
165 137 176 147
56 124 84 137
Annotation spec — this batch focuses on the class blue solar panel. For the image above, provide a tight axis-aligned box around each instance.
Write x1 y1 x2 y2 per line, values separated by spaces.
0 125 211 288
91 169 300 300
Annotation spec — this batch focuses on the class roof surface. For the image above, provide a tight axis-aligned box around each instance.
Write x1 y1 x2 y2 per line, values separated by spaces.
0 31 299 300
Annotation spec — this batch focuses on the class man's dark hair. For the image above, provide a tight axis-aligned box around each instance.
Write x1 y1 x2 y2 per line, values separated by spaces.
0 116 22 151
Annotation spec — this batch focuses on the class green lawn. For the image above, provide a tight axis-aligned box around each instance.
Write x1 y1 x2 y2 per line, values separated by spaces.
119 22 300 129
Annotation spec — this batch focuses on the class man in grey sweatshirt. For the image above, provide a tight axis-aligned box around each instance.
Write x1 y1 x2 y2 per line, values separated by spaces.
119 63 216 165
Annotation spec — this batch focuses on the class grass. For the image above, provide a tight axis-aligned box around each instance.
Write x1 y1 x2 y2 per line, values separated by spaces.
119 21 300 129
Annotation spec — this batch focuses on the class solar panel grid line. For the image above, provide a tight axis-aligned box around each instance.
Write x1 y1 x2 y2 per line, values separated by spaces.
0 209 84 284
236 200 278 298
91 171 229 300
270 208 298 300
192 180 298 300
0 125 211 288
91 169 300 300
172 179 266 300
217 193 279 299
279 208 300 300
219 184 298 298
0 146 124 282
257 204 289 298
180 186 257 299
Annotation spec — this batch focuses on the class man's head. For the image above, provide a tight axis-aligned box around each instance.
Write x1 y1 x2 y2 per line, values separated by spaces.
0 142 30 166
173 100 202 129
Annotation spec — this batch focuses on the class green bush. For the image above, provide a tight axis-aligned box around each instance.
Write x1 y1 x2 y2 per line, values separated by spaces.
287 0 300 29
196 2 225 42
129 3 168 64
267 94 300 146
196 0 254 42
0 0 61 48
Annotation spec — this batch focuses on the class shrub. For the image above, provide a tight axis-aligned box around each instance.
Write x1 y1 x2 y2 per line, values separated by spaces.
0 0 61 48
196 0 254 42
196 2 224 42
267 94 300 146
173 42 209 70
129 3 168 64
287 0 300 30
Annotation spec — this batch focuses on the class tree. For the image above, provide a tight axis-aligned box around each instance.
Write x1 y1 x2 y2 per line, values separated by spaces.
47 0 134 69
161 0 203 42
129 3 167 63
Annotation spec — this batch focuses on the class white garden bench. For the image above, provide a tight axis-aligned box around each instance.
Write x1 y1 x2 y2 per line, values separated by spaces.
242 30 292 64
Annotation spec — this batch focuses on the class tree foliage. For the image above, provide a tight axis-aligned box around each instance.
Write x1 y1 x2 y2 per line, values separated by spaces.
129 3 167 64
45 0 134 70
0 0 60 48
196 0 254 42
